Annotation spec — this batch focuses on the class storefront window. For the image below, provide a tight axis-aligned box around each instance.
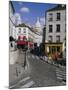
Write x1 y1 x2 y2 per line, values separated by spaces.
57 46 60 52
49 46 52 53
52 46 56 53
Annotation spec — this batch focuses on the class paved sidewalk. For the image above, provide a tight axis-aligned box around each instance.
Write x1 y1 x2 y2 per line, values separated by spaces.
9 49 29 86
39 56 66 84
9 64 28 84
39 56 66 69
9 50 18 64
9 49 25 64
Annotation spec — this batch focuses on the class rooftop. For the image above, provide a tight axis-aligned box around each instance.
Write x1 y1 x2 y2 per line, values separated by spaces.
16 23 42 36
47 4 66 12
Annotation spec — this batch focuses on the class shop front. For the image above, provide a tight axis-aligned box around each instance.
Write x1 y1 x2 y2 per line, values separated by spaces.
45 43 63 60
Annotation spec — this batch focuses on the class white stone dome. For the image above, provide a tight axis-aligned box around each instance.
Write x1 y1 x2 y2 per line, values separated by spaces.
35 17 42 34
35 17 41 28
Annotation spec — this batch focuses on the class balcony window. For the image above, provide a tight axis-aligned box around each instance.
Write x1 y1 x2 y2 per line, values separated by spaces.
56 24 60 32
19 28 21 33
56 13 61 21
48 36 52 42
23 28 26 33
56 35 60 42
49 13 53 21
49 25 53 32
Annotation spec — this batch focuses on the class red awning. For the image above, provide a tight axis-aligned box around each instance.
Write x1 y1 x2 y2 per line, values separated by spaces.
17 41 28 45
28 42 33 48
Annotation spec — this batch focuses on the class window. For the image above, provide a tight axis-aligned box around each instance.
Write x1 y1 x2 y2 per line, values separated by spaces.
56 13 60 20
56 24 60 32
49 46 52 53
56 35 60 42
19 28 21 33
57 46 60 52
49 36 52 42
23 28 26 33
49 25 53 32
52 46 56 53
49 13 53 21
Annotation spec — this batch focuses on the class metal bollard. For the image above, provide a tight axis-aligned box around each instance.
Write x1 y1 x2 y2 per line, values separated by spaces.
23 51 26 69
15 62 20 77
16 66 18 77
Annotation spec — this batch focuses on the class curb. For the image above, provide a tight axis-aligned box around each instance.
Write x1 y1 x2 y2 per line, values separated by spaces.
39 57 66 69
9 64 28 88
9 67 26 87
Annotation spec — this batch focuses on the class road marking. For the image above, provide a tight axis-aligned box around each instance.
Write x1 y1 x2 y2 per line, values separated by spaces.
56 69 63 72
9 76 30 89
56 73 63 77
57 76 63 80
56 71 66 76
19 76 30 83
21 81 35 88
56 69 66 75
62 81 66 84
56 68 66 82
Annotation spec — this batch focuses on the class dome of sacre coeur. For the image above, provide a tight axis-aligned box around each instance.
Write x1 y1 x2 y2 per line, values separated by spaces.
35 17 41 28
35 17 42 34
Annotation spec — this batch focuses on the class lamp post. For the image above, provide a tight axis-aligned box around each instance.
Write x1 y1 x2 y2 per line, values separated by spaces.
23 36 27 69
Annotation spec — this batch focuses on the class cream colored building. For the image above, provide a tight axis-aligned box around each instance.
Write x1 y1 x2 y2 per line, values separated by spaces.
46 5 66 43
45 5 66 58
16 17 43 47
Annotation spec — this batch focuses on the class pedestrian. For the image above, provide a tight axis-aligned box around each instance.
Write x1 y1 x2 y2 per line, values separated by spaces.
53 52 59 64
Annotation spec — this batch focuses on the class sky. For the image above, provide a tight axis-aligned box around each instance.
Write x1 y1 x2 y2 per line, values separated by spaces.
12 1 57 26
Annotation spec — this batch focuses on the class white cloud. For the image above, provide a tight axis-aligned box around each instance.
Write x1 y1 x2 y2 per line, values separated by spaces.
20 7 30 13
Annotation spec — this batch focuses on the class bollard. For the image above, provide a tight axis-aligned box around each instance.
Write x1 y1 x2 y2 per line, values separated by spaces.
15 62 19 77
23 51 26 69
16 66 18 77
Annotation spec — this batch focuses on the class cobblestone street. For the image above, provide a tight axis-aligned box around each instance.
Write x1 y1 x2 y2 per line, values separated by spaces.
9 50 66 88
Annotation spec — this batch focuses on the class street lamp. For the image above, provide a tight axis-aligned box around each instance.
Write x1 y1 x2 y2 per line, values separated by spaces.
23 36 27 69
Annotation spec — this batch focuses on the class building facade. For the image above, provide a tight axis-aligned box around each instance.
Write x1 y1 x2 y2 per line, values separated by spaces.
46 5 66 43
9 1 17 51
16 23 42 49
45 5 66 58
9 1 16 39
